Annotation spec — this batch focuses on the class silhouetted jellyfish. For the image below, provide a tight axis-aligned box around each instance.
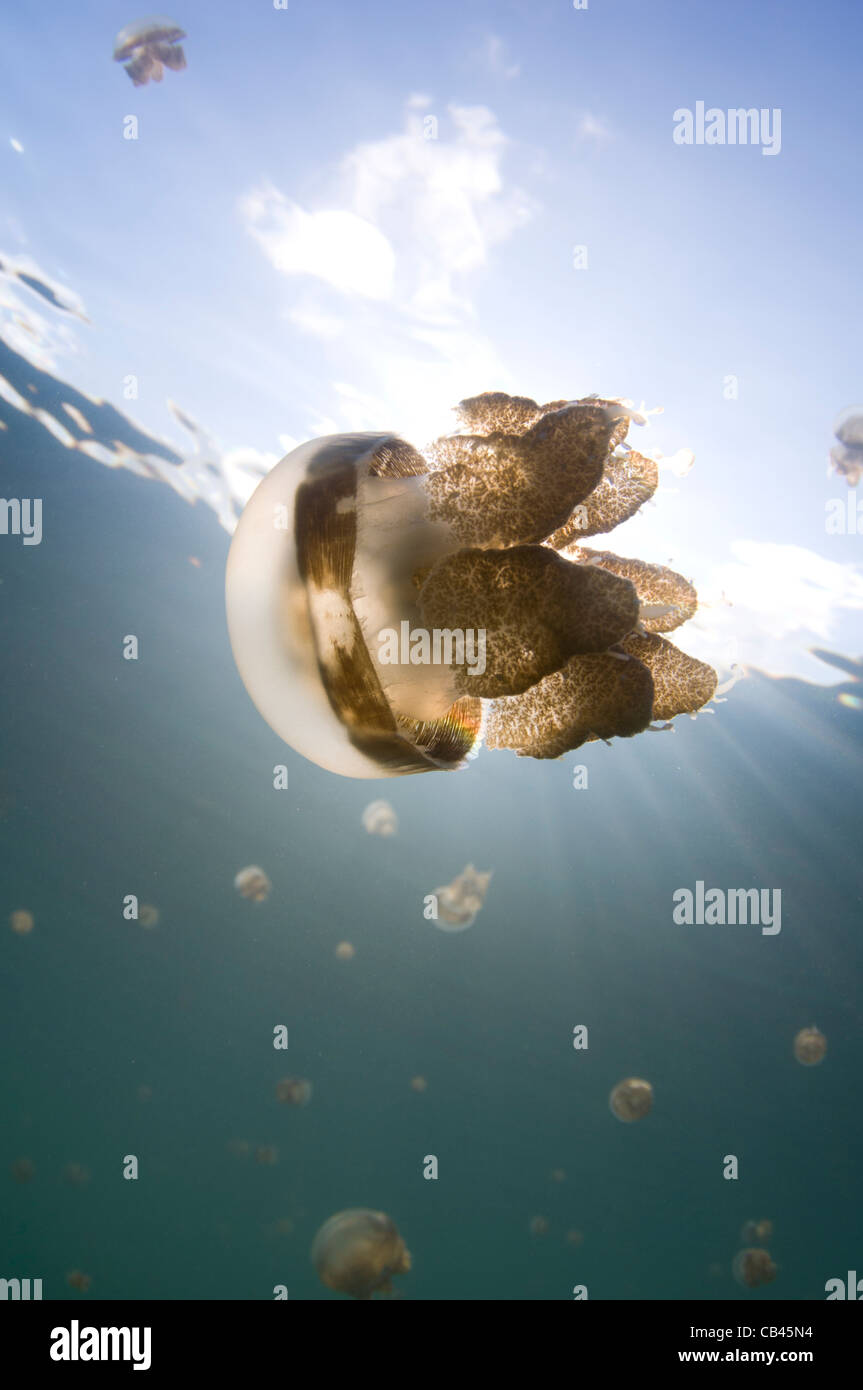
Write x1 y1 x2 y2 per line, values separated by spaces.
794 1026 827 1066
275 1076 312 1106
234 865 271 902
830 407 863 485
311 1209 411 1299
113 17 187 86
740 1218 772 1246
529 1215 550 1236
362 799 398 836
225 393 717 777
138 902 159 928
335 940 356 960
9 909 34 935
66 1270 92 1292
10 1157 35 1183
255 1144 279 1165
410 1075 427 1093
431 863 492 932
609 1077 653 1122
732 1248 777 1289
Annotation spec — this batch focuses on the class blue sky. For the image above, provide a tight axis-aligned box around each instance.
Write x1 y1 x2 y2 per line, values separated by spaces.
1 0 862 680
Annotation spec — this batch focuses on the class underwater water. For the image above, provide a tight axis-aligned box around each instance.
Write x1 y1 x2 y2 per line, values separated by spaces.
1 1 862 1304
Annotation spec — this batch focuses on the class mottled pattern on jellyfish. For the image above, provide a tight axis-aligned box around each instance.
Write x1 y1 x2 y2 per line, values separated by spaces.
486 649 655 758
432 864 493 931
275 1077 313 1107
620 633 718 721
548 448 659 546
424 400 627 549
9 909 34 935
569 549 698 633
741 1218 773 1246
793 1026 827 1065
113 18 187 87
732 1248 777 1289
609 1077 653 1123
419 546 640 699
234 865 271 902
66 1270 92 1292
453 392 546 435
361 799 398 836
311 1208 411 1300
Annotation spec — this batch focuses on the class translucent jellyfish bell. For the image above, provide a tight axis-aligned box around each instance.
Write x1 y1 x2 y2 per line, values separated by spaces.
732 1248 777 1289
225 397 717 777
113 17 187 86
793 1026 827 1066
432 863 492 931
609 1077 653 1122
311 1208 411 1299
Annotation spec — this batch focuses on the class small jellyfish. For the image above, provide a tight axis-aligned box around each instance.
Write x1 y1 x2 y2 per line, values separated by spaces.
9 909 34 935
794 1026 827 1066
275 1076 313 1107
529 1215 550 1236
732 1248 777 1289
63 1163 91 1187
431 863 492 932
410 1075 427 1093
226 1138 250 1158
335 941 356 960
740 1218 773 1246
550 1168 566 1183
225 394 717 778
66 1270 92 1292
136 1084 153 1103
565 1228 584 1246
273 1217 294 1237
138 903 159 928
234 865 271 902
609 1077 653 1123
362 799 398 836
10 1157 35 1183
830 407 863 486
311 1209 411 1300
113 17 187 86
255 1145 279 1165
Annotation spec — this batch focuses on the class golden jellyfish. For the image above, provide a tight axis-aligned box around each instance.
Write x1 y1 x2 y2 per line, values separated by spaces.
794 1026 827 1066
733 1248 777 1289
113 17 187 86
410 1075 427 1093
740 1218 773 1246
609 1077 653 1123
311 1208 411 1300
138 902 159 928
9 909 34 935
10 1157 35 1183
431 863 492 932
234 865 271 902
335 940 356 960
566 1229 584 1247
275 1076 312 1107
255 1145 279 1165
225 393 717 777
362 799 398 836
529 1215 550 1236
66 1270 92 1293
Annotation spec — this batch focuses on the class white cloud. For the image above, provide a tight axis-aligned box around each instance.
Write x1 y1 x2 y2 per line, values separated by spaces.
577 113 612 144
242 189 395 300
480 34 521 80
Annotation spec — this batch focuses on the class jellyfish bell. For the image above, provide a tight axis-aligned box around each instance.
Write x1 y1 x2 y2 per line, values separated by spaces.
311 1208 411 1300
225 396 717 779
432 863 492 931
275 1076 312 1106
793 1025 827 1066
113 17 187 86
66 1270 92 1292
335 940 356 960
529 1215 550 1236
362 798 398 836
234 865 271 902
609 1076 653 1123
732 1247 777 1290
9 909 34 935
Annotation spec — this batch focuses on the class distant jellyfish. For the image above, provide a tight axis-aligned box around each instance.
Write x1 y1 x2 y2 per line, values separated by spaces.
226 1138 250 1158
255 1145 279 1165
740 1218 773 1246
234 865 271 902
565 1228 584 1246
830 407 863 486
431 863 493 932
410 1075 427 1093
113 17 187 86
64 1163 91 1187
732 1248 777 1289
136 1084 153 1103
10 1157 35 1183
794 1026 827 1066
273 1217 294 1237
550 1168 566 1183
275 1076 312 1107
66 1270 92 1292
335 941 356 960
529 1215 550 1236
609 1077 653 1123
311 1208 411 1300
138 903 159 928
362 799 398 837
9 909 34 935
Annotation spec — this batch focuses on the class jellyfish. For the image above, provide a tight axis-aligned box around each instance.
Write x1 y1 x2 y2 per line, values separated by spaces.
793 1026 827 1066
113 17 187 86
9 909 34 935
136 1084 153 1103
335 940 356 960
311 1208 411 1300
409 1075 427 1093
275 1076 312 1106
138 902 159 928
529 1215 550 1236
66 1270 92 1292
609 1077 653 1122
740 1218 772 1245
63 1162 91 1187
10 1157 35 1183
565 1228 584 1246
732 1248 777 1289
431 863 492 931
830 407 863 486
226 1138 250 1158
361 799 398 836
234 865 271 902
255 1144 279 1165
550 1168 566 1183
225 393 717 778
